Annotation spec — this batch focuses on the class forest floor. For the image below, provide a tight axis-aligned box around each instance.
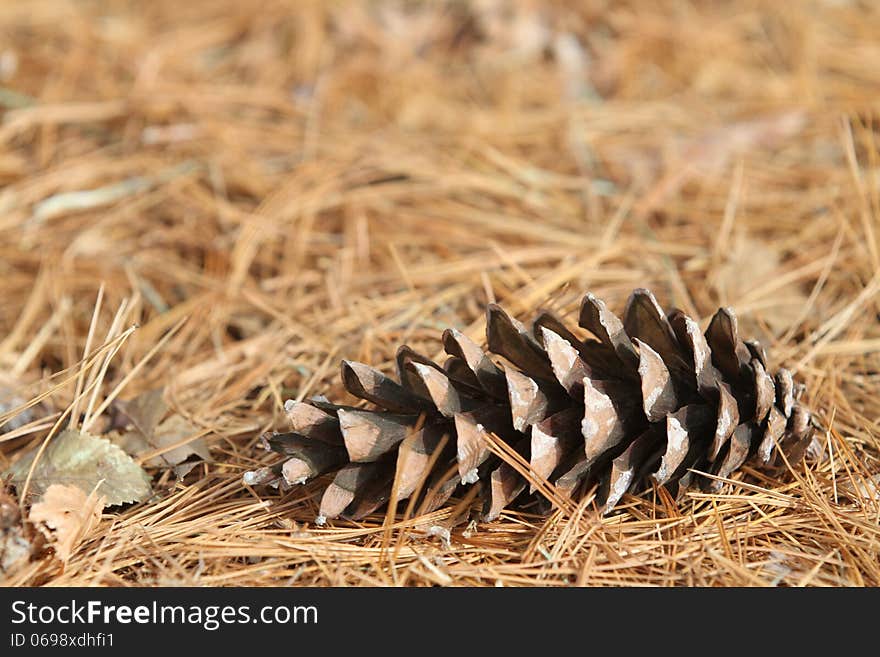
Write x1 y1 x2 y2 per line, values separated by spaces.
1 0 879 586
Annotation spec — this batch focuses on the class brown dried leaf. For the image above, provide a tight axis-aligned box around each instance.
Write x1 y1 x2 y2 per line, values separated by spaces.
114 389 210 472
111 428 151 458
28 484 104 564
5 429 152 505
116 388 167 440
150 414 211 467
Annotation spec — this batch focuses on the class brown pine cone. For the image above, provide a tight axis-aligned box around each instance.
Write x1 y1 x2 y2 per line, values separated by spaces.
244 288 815 524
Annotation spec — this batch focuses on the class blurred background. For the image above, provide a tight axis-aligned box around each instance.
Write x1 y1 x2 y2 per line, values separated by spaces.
1 1 879 586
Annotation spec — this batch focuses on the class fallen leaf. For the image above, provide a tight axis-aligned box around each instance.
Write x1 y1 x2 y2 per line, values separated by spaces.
114 388 211 476
116 388 166 439
110 429 151 459
28 484 104 563
5 428 152 505
151 414 211 466
0 488 36 575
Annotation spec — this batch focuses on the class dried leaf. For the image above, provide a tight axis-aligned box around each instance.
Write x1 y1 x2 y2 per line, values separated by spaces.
115 389 210 472
28 484 104 563
110 429 151 458
150 414 211 467
116 388 166 439
5 428 152 505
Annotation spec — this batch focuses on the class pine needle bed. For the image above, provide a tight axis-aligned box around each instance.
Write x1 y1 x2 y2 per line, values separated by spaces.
1 0 879 587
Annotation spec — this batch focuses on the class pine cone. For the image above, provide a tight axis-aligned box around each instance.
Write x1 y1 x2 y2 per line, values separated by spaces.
244 288 814 524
